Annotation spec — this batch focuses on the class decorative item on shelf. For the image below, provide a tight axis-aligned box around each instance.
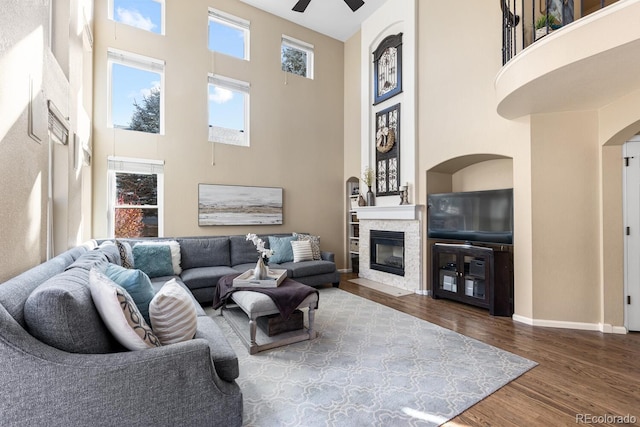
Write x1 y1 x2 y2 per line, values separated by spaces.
358 194 366 206
361 166 376 206
399 183 410 205
246 233 274 280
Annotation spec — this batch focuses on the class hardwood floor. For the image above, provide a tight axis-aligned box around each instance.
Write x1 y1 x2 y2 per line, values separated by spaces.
335 274 640 427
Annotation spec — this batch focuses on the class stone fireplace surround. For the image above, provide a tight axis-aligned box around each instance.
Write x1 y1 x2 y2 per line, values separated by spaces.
354 205 423 293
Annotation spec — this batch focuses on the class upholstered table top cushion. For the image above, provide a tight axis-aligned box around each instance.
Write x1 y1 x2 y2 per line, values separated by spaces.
24 267 117 354
231 290 318 319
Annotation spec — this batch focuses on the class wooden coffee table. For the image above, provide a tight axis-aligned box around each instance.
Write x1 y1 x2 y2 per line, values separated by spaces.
220 281 318 354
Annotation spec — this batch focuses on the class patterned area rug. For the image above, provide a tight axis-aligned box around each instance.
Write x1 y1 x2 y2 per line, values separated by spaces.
210 287 536 427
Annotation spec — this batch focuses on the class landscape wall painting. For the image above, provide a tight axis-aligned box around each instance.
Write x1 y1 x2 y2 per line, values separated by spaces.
198 184 283 226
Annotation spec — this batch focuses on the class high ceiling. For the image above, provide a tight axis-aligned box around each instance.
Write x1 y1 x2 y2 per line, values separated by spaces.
238 0 388 41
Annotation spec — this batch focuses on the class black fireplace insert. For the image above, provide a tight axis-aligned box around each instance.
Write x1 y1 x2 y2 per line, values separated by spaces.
370 230 405 276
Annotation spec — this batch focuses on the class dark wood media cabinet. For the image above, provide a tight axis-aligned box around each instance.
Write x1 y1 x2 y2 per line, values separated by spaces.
431 242 513 316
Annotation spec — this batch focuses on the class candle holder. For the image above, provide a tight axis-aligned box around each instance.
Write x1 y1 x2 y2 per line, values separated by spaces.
399 185 409 205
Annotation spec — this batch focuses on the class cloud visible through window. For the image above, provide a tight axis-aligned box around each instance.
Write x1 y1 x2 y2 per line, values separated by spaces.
209 86 234 104
117 7 156 32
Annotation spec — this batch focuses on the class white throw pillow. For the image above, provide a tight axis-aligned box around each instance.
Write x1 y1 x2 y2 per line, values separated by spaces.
291 240 314 263
88 268 161 351
135 240 182 274
149 279 198 345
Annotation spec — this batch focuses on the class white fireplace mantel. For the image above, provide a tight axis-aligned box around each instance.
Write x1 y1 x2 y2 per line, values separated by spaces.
354 205 423 221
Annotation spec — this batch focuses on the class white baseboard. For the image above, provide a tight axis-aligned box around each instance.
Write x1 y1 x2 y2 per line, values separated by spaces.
338 268 351 273
415 289 430 296
512 314 628 334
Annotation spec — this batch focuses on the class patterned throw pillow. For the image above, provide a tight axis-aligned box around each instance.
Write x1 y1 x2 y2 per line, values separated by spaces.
115 240 134 269
291 240 314 263
89 268 161 351
149 279 197 345
295 233 321 260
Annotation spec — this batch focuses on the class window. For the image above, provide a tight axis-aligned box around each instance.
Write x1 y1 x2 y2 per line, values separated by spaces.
281 35 314 79
109 0 164 35
208 9 250 60
108 49 164 134
208 75 250 147
108 157 164 238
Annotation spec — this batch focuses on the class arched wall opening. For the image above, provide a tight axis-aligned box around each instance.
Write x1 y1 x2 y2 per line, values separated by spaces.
425 155 514 298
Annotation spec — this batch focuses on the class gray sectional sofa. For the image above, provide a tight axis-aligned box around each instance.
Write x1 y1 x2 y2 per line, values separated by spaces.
0 233 339 426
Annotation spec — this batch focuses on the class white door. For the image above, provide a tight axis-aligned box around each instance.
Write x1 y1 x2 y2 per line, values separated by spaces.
624 138 640 331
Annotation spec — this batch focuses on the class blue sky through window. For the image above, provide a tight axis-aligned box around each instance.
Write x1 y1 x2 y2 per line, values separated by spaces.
208 84 245 132
111 63 160 129
113 0 162 34
109 3 248 135
208 19 245 59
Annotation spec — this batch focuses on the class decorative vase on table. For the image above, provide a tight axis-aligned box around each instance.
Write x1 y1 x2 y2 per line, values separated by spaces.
366 186 375 206
254 257 268 280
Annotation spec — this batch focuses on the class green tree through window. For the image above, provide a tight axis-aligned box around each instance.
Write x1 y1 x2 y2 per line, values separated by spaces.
129 88 160 133
281 47 307 77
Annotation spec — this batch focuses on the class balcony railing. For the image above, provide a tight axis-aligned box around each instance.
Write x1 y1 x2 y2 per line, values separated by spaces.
502 0 620 64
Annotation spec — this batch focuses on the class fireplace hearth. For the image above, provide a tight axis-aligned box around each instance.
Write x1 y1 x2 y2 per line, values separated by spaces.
370 230 405 276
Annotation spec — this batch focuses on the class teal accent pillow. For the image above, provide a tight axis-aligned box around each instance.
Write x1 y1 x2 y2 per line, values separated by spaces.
132 244 174 278
268 235 297 264
105 264 156 325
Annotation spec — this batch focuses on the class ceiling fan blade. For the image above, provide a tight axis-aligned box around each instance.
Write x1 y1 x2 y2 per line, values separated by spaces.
344 0 365 12
292 0 312 12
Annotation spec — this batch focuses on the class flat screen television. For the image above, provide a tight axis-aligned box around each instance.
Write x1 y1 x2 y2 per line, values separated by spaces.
427 188 513 244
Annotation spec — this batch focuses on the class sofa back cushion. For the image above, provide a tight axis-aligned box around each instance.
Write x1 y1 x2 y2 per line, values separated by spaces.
179 237 230 269
0 246 88 328
23 267 117 354
229 235 262 266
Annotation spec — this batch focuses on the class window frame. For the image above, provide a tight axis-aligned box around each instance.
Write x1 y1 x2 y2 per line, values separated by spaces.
107 156 165 238
208 74 250 147
108 0 165 35
107 48 165 134
281 35 314 79
208 8 250 61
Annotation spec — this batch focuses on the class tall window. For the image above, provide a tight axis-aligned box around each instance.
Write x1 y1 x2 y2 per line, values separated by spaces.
108 49 164 134
281 35 314 79
208 9 250 60
108 157 164 238
110 0 164 35
208 75 250 147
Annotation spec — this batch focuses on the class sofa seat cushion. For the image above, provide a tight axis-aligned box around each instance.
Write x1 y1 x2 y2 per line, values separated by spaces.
231 262 286 276
24 267 117 354
180 266 239 290
194 316 239 382
178 237 230 269
279 260 337 278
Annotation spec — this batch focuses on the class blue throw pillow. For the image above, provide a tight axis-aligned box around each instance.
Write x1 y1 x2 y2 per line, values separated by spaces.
104 264 156 325
268 235 297 264
132 244 174 278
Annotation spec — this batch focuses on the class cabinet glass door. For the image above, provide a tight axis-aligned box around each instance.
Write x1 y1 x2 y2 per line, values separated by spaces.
463 255 486 300
436 253 458 293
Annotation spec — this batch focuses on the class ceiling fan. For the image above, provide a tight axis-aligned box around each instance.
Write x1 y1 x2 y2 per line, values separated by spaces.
292 0 365 13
